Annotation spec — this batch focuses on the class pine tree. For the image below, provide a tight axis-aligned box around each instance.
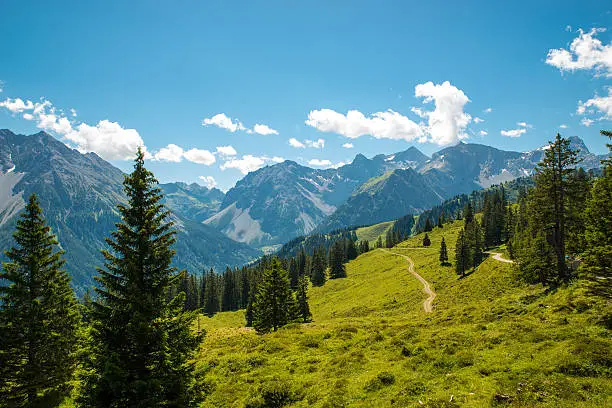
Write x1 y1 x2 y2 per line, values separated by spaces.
295 275 312 323
0 194 80 407
437 212 444 228
252 258 295 333
79 149 201 407
310 247 327 286
422 233 431 247
329 241 347 279
423 217 433 232
455 229 469 277
580 130 612 297
202 268 219 316
439 237 449 265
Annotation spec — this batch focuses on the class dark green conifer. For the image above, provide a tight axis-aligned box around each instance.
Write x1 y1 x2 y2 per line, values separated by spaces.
0 194 80 407
455 229 469 277
79 149 201 407
422 233 431 247
329 241 347 279
295 275 312 323
439 237 449 265
252 258 295 333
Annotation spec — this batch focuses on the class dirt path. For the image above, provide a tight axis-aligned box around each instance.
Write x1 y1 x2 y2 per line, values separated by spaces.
485 251 514 264
381 249 436 313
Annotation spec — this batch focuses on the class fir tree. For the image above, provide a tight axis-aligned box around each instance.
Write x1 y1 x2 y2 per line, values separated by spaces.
422 233 431 247
252 258 295 333
329 241 347 279
79 149 201 407
0 194 80 407
439 237 449 265
345 238 358 260
437 213 444 228
455 229 469 277
376 235 383 249
310 247 327 287
295 275 312 323
580 130 612 297
202 268 219 316
423 217 433 232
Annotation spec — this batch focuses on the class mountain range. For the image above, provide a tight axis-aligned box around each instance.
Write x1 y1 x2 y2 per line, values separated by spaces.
0 129 606 293
0 130 260 295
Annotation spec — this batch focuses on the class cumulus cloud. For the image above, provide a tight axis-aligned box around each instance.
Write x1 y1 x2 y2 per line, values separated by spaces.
559 124 568 129
183 148 216 165
199 176 217 189
289 138 305 148
308 159 333 167
479 130 488 136
306 81 472 146
342 143 354 148
216 145 237 156
516 122 533 128
501 128 527 138
202 113 246 132
220 155 284 174
253 124 279 135
577 88 612 123
203 113 278 135
154 144 184 162
484 107 493 113
0 96 146 160
473 117 484 123
546 28 612 77
581 118 594 127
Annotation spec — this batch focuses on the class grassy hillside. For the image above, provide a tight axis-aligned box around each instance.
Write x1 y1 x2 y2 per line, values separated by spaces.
355 221 394 245
196 220 611 407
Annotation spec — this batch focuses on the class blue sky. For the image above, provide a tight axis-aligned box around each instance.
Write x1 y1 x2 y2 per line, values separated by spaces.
1 1 611 191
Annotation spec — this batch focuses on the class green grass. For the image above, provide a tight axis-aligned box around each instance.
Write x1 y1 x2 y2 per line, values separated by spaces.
197 221 612 407
355 221 394 245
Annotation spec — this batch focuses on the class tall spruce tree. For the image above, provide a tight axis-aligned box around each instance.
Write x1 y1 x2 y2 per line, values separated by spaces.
580 130 612 297
0 194 80 407
310 247 327 287
455 229 469 277
422 233 431 247
295 275 312 323
329 241 347 279
252 258 295 333
439 237 449 266
202 268 219 316
79 149 201 407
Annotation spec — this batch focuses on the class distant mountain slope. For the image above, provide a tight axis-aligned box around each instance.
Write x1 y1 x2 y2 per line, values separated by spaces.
205 148 430 247
160 182 224 221
315 168 443 232
0 130 260 295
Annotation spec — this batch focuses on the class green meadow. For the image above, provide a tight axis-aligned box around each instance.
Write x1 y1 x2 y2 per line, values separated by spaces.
195 220 612 407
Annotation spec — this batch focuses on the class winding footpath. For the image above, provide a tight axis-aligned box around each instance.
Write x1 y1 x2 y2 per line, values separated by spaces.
381 249 436 313
485 251 514 264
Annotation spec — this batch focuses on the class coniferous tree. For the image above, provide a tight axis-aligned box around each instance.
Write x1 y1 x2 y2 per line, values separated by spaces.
0 194 80 407
202 268 219 316
310 247 327 287
345 238 358 260
423 217 433 232
295 275 312 323
288 257 299 290
422 233 431 247
580 130 612 297
376 235 383 249
439 237 449 265
329 241 347 279
437 213 444 228
79 149 201 407
252 259 295 333
455 229 469 277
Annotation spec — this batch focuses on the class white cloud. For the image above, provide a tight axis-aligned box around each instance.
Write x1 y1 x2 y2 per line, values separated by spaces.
202 113 245 132
183 148 216 165
479 130 488 136
216 145 237 156
484 107 493 113
203 113 278 135
581 118 594 127
269 156 285 163
198 176 217 189
306 108 424 142
473 117 484 123
559 124 568 129
330 161 349 169
546 28 612 77
308 159 333 167
154 144 184 162
501 128 527 138
253 123 279 135
304 138 325 148
70 108 77 117
1 97 145 160
220 155 267 174
0 98 34 113
577 88 612 121
516 122 532 128
305 81 472 146
289 138 305 148
342 143 354 148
